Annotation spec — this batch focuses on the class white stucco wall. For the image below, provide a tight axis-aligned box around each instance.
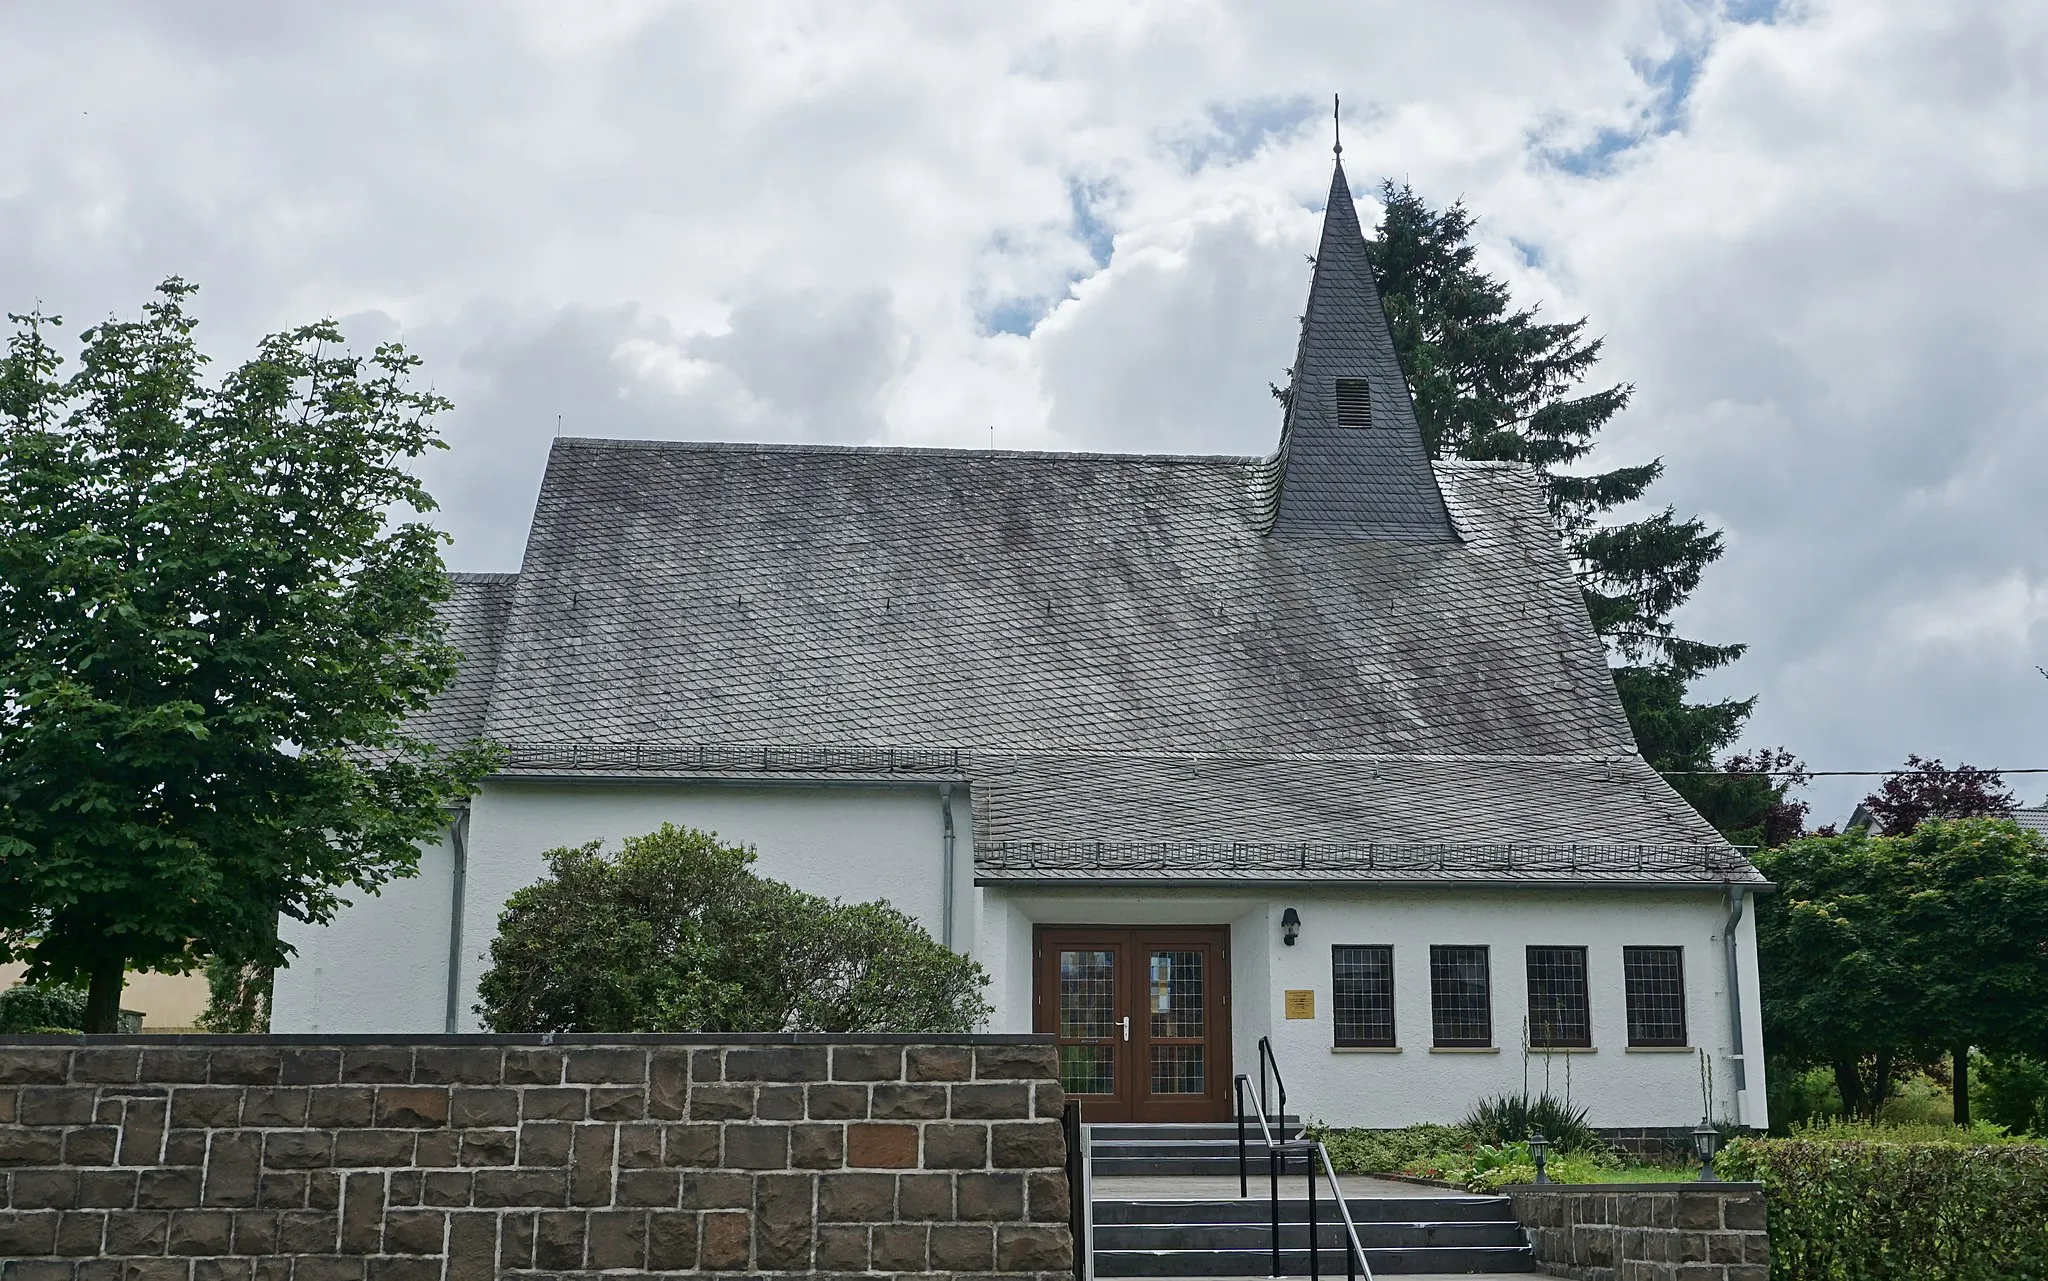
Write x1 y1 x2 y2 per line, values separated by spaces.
272 826 457 1034
272 777 972 1035
984 883 1767 1131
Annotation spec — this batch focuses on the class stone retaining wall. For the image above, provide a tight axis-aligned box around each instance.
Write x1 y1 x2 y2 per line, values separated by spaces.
0 1034 1072 1280
1506 1182 1768 1281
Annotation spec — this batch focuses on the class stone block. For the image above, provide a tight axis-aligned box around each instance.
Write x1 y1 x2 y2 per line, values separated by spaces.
571 1124 618 1206
565 1048 646 1084
497 1210 536 1271
614 1121 662 1168
586 1209 647 1269
364 1258 438 1281
166 1208 233 1254
698 1210 751 1270
306 1169 340 1210
992 1120 1066 1168
73 1172 136 1205
499 1049 564 1087
167 1088 242 1129
646 1050 690 1120
925 1122 990 1169
54 1209 106 1255
0 1049 72 1085
457 1130 515 1167
897 1172 953 1220
588 1086 647 1122
331 1130 415 1169
722 1123 790 1170
382 1169 420 1207
754 1173 817 1270
445 1211 496 1281
645 1210 697 1269
1725 1265 1770 1281
1034 1080 1069 1119
13 1167 80 1208
689 1049 725 1083
1027 1170 1070 1223
905 1045 973 1082
165 1130 209 1167
872 1083 949 1120
688 1085 753 1121
791 1123 845 1169
381 1207 445 1254
755 1084 806 1120
520 1088 587 1122
0 1128 64 1166
1723 1193 1766 1231
260 1130 332 1170
1676 1193 1721 1230
662 1123 720 1168
0 1210 60 1255
831 1045 904 1082
448 1088 519 1128
104 1209 170 1254
931 1222 996 1270
410 1048 501 1086
137 1168 203 1209
374 1088 448 1129
413 1130 459 1168
278 1049 342 1087
202 1132 262 1206
975 1044 1058 1082
725 1046 828 1082
616 1168 679 1207
23 1087 100 1127
339 1047 413 1085
846 1123 918 1169
470 1167 564 1208
121 1262 192 1281
207 1050 283 1087
63 1125 119 1166
2 1261 75 1281
305 1087 375 1129
290 1255 364 1281
997 1222 1073 1270
532 1210 585 1269
236 1089 305 1129
677 1171 752 1210
338 1172 386 1252
517 1122 572 1167
275 1210 339 1253
871 1222 929 1271
231 1209 280 1254
138 1048 212 1085
807 1084 869 1120
957 1172 1024 1220
71 1048 141 1085
815 1223 870 1271
817 1172 895 1222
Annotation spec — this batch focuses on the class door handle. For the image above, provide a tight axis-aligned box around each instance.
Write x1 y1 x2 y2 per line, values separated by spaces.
1121 1016 1131 1042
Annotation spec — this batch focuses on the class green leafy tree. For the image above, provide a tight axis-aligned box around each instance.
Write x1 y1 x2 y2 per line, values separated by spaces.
1754 820 2048 1123
0 982 88 1034
1347 183 1752 811
477 824 990 1034
0 281 496 1031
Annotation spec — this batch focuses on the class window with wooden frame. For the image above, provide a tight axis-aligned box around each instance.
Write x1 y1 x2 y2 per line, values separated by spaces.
1429 945 1491 1047
1623 946 1688 1047
1331 945 1395 1047
1525 946 1592 1048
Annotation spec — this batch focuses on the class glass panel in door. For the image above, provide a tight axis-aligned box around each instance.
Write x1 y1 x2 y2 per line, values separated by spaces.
1057 947 1120 1099
1146 948 1207 1097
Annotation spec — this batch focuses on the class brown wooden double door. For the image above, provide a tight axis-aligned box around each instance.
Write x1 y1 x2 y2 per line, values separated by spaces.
1033 926 1233 1122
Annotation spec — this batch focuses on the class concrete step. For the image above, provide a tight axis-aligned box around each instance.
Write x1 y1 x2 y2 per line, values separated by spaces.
1096 1221 1526 1251
1093 1245 1538 1276
1091 1120 1301 1143
1093 1154 1317 1177
1094 1198 1517 1226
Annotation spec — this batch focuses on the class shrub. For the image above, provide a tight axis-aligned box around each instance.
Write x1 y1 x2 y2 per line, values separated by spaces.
0 983 87 1034
1977 1051 2048 1137
1720 1134 2048 1280
1306 1122 1475 1174
1463 1092 1601 1152
476 824 990 1034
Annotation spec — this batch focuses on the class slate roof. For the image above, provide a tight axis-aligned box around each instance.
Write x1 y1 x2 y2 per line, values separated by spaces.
2009 808 2048 838
414 158 1757 888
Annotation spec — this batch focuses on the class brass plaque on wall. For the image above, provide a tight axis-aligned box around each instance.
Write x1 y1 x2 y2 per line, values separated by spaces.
1283 989 1315 1019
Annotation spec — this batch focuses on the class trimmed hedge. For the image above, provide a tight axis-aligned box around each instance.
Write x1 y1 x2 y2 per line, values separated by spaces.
1720 1136 2048 1280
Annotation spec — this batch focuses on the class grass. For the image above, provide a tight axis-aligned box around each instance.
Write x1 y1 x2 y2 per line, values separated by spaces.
1309 1121 1701 1192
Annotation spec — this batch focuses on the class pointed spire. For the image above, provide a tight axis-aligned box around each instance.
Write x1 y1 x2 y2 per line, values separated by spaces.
1260 156 1457 542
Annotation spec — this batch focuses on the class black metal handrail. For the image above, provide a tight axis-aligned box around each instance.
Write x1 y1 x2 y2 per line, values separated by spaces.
1061 1100 1088 1278
1235 1041 1371 1280
1258 1035 1289 1142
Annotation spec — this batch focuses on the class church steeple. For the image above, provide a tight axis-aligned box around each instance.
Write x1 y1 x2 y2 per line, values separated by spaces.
1261 155 1457 542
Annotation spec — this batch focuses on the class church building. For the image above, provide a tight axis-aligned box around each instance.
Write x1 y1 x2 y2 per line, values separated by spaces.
272 159 1770 1133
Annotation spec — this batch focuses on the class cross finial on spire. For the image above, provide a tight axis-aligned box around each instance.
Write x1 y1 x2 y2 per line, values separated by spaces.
1333 93 1342 157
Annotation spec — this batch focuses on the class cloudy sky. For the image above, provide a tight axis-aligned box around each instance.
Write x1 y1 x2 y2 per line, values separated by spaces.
6 1 2045 819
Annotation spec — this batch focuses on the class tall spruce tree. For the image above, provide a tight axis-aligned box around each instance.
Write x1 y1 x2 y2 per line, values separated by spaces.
1355 182 1751 794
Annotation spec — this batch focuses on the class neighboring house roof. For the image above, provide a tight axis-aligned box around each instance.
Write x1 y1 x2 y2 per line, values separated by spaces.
2008 807 2048 837
419 158 1757 888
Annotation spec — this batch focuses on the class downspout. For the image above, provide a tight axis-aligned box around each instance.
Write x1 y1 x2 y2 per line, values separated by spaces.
1722 885 1749 1102
940 784 956 950
443 805 471 1034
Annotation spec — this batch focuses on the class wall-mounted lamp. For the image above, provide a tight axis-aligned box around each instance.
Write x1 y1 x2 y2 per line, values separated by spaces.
1281 907 1301 946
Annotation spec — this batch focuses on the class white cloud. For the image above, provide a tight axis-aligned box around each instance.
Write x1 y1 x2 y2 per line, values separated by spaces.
5 0 2048 816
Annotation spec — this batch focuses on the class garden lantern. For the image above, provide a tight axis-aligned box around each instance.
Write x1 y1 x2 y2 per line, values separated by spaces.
1527 1130 1550 1184
1691 1117 1720 1182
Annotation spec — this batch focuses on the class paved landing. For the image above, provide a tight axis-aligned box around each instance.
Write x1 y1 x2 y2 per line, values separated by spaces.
1092 1173 1464 1200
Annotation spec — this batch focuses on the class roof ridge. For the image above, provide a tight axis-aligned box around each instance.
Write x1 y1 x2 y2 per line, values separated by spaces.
550 436 1264 466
